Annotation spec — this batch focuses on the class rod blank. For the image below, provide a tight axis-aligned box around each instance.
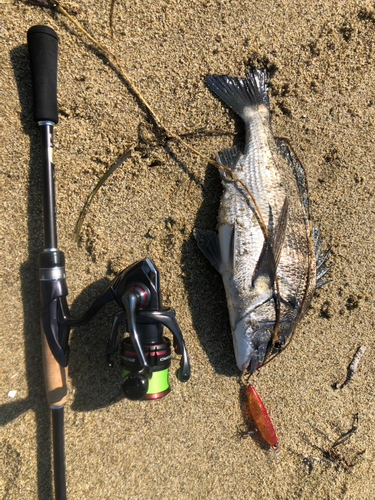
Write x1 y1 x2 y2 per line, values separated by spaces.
52 407 67 500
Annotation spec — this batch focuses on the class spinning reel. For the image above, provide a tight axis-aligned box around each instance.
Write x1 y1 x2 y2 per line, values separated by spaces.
42 254 190 401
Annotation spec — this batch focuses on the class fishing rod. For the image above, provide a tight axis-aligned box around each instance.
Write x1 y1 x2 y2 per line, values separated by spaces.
27 25 69 500
27 25 190 499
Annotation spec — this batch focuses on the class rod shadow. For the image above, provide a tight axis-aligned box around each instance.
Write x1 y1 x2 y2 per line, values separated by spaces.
8 42 123 500
9 42 54 500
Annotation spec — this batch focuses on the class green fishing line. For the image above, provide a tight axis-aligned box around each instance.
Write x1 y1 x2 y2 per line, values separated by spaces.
123 368 169 394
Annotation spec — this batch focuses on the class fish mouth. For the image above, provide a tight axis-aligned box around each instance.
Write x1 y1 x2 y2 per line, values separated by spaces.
232 320 272 373
235 346 268 373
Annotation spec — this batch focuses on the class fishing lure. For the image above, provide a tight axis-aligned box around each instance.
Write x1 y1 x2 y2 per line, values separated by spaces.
246 384 278 452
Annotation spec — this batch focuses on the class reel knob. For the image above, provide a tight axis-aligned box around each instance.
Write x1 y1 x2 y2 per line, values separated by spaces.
121 367 152 401
121 373 148 400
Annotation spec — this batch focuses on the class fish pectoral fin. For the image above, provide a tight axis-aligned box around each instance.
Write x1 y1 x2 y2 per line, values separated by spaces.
217 145 244 176
194 228 222 272
252 196 289 287
272 196 289 270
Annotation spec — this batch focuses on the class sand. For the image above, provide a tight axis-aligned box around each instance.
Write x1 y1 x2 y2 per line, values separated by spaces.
1 1 374 498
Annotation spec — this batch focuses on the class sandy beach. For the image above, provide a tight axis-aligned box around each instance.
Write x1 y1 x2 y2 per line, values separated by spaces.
1 1 374 498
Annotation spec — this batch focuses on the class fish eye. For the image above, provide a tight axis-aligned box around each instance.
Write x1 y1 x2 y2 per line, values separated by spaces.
273 444 279 451
274 342 282 349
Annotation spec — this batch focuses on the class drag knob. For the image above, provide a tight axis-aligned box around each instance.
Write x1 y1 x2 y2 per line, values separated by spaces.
124 285 150 308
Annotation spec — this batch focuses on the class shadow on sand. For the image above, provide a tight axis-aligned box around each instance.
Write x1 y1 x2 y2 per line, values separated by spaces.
7 41 125 499
180 159 239 377
9 41 54 499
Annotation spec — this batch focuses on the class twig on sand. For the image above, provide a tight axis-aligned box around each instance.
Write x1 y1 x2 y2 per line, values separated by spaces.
302 414 364 473
28 0 269 239
331 413 358 448
334 346 366 389
74 145 134 241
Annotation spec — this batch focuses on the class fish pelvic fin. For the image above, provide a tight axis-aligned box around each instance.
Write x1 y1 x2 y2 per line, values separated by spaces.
252 197 289 288
205 69 269 122
194 228 221 273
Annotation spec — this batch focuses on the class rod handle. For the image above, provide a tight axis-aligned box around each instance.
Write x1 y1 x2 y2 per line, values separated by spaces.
27 25 59 124
41 332 68 408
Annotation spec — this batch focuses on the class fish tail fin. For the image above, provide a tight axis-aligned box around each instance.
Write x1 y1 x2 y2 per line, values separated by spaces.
205 69 269 121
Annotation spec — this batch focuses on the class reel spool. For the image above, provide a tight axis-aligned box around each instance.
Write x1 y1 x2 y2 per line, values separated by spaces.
121 337 172 399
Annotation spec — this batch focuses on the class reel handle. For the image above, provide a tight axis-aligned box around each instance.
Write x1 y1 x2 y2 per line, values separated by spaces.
27 25 59 124
122 291 151 371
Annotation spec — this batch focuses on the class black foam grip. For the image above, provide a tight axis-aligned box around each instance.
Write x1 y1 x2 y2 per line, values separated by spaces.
27 25 59 124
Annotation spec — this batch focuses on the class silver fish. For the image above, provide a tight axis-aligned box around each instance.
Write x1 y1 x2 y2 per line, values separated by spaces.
195 69 330 373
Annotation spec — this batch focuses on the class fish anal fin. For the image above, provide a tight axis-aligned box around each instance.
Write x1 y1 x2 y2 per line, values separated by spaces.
315 240 332 288
217 145 244 177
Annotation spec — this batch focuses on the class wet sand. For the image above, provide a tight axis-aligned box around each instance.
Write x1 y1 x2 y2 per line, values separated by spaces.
1 1 374 498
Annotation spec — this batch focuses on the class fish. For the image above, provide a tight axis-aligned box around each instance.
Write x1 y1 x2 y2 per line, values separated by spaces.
246 383 278 452
195 69 330 373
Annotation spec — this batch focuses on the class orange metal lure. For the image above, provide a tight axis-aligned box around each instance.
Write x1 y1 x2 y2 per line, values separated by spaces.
246 384 278 452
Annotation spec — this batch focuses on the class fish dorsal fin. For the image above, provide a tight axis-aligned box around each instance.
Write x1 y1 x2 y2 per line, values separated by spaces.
194 228 221 273
217 145 244 174
252 197 289 287
276 139 307 201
